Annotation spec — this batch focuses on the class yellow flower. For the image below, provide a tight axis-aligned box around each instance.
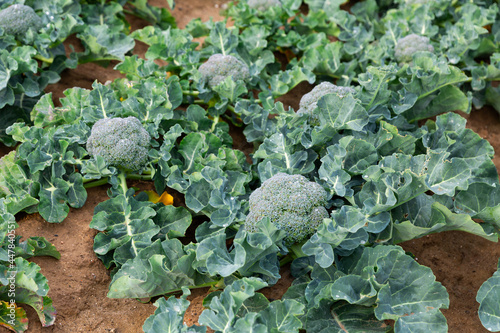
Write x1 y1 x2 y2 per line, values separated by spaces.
144 190 174 206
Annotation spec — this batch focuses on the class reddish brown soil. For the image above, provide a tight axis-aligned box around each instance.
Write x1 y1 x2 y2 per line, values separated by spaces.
2 1 500 332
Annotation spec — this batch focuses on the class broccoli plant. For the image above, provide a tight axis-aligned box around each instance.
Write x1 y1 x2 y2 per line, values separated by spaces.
0 0 176 146
296 81 356 125
87 117 151 173
0 4 42 36
245 173 328 245
198 53 250 89
394 33 435 63
3 0 500 332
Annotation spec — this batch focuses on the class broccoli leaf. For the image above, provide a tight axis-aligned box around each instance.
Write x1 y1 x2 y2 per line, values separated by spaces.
108 239 213 298
477 259 500 332
143 287 207 333
90 193 159 267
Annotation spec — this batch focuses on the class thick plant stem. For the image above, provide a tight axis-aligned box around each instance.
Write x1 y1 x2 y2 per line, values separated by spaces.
34 54 54 64
210 115 219 132
126 174 153 181
82 171 152 189
118 172 128 194
182 90 200 97
83 177 109 189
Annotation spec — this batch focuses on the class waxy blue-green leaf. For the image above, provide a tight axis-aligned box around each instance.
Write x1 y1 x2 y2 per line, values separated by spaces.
317 93 369 132
13 236 60 260
153 205 191 240
401 85 471 122
233 218 285 283
0 151 38 214
204 22 239 57
423 112 498 187
300 41 344 78
392 200 496 243
258 299 304 332
196 232 246 277
78 24 135 62
371 247 449 331
143 287 207 333
269 65 315 97
253 125 318 180
108 239 213 298
198 278 268 331
0 256 49 296
31 93 79 127
338 136 378 174
372 121 417 156
306 300 391 333
90 194 159 266
0 47 38 91
317 144 351 198
357 65 398 110
477 258 500 332
178 132 209 175
83 81 123 123
303 204 391 268
304 0 348 23
81 156 117 180
398 54 470 120
441 3 497 64
213 76 249 103
455 183 500 226
321 246 450 332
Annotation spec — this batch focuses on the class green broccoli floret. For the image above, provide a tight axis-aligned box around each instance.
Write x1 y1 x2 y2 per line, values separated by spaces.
394 33 434 63
86 117 151 172
247 0 282 11
297 82 356 126
245 173 329 245
0 4 42 36
198 54 250 89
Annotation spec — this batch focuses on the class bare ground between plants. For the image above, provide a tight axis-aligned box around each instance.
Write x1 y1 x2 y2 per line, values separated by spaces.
2 1 500 332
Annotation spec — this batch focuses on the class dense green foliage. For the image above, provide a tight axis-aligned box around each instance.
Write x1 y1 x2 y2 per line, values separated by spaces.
1 0 500 332
0 0 175 146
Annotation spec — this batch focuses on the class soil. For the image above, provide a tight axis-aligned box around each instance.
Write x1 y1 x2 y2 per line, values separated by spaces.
2 1 500 332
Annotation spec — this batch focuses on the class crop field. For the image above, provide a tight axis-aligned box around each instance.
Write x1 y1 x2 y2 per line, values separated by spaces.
1 0 500 332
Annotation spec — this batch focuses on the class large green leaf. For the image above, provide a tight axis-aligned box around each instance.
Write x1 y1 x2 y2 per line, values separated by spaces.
108 239 212 298
0 151 38 214
306 300 391 333
90 194 159 266
143 287 206 333
0 258 56 328
317 94 369 131
392 201 497 243
308 246 449 333
477 259 500 332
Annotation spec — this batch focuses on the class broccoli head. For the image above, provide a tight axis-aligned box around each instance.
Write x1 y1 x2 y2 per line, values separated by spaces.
394 33 434 63
247 0 282 11
198 54 250 89
0 4 42 36
86 117 151 172
245 173 329 245
297 82 356 126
